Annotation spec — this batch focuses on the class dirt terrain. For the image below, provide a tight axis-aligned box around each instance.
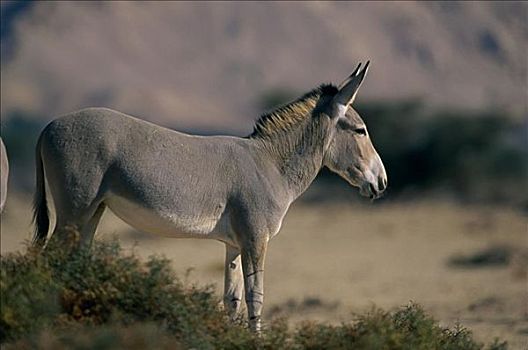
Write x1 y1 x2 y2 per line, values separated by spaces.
1 193 526 348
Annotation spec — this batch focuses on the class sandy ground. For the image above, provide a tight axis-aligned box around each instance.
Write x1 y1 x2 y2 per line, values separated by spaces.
1 193 527 348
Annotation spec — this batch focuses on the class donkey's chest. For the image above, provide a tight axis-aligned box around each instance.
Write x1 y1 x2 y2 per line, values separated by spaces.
105 193 233 241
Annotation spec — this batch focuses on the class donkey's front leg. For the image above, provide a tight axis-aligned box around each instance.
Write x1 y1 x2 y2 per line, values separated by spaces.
223 244 244 319
241 237 268 332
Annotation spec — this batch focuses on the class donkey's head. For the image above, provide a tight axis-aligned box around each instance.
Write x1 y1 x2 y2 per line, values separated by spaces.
322 62 387 199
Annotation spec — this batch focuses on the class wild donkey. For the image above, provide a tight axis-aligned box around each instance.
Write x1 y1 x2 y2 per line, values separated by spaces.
33 62 386 331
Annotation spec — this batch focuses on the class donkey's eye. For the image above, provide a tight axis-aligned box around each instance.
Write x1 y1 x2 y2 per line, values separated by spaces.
354 128 367 136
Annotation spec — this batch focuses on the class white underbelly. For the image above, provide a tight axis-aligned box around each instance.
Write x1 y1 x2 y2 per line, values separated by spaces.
105 194 231 240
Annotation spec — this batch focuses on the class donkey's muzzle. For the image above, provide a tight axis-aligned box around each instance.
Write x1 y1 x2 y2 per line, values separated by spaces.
361 175 387 200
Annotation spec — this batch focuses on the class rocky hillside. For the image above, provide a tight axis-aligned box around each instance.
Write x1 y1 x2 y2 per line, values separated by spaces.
1 1 526 134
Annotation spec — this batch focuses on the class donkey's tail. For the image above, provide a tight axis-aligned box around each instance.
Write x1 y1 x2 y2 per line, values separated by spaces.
32 134 49 247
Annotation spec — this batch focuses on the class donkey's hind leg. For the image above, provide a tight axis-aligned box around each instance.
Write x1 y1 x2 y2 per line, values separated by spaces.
79 202 106 246
50 200 106 248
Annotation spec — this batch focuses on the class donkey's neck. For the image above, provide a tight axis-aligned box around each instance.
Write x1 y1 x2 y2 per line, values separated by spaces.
252 118 331 201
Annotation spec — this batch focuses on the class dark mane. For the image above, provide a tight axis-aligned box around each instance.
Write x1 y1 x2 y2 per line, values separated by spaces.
248 84 338 139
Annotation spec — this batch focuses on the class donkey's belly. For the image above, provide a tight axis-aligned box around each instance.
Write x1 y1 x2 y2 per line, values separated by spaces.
105 194 230 240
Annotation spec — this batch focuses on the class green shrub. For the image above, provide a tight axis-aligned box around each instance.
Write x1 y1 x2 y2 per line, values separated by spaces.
0 248 59 341
3 323 183 350
0 239 507 349
291 305 507 350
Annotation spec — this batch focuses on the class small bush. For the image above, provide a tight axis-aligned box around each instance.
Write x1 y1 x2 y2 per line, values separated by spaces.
4 323 183 350
1 238 254 348
1 239 507 349
0 248 59 341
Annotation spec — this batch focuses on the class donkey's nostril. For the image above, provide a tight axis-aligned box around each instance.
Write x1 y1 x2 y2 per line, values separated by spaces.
369 183 376 195
378 177 387 192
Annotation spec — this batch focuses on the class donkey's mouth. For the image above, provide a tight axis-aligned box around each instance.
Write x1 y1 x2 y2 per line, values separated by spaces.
344 168 383 200
345 167 377 198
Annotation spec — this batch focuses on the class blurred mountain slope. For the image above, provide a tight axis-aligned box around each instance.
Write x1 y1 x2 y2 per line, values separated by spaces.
1 1 526 134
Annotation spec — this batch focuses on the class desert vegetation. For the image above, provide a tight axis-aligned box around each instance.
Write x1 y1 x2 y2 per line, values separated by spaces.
1 238 508 349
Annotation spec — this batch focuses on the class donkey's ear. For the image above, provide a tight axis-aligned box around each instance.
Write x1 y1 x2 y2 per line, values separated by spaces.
330 61 370 117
